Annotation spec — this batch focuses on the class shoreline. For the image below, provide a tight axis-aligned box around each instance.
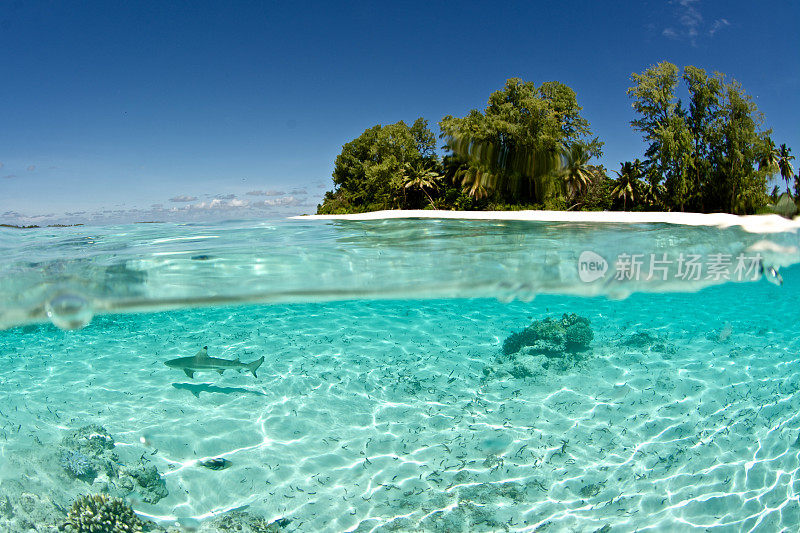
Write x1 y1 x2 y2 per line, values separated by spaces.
296 209 800 233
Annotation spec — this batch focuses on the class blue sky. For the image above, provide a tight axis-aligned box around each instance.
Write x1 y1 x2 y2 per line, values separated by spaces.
1 0 798 224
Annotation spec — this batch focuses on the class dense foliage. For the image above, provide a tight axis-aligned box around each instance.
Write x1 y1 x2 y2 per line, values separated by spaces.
627 62 775 213
317 67 796 215
439 78 602 207
316 118 442 213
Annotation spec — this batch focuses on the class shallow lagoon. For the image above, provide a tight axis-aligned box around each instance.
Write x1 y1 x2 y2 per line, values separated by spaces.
1 214 799 532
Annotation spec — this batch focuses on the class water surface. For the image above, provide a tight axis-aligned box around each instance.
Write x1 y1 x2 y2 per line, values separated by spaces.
1 216 799 532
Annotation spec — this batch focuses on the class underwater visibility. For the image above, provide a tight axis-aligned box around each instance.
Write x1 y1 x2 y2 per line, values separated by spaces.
1 214 800 532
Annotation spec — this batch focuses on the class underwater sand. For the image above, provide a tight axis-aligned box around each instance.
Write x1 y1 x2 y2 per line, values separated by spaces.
2 269 800 531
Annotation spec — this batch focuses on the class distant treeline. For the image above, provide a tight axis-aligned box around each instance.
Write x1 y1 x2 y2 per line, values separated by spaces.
0 223 84 229
317 61 796 216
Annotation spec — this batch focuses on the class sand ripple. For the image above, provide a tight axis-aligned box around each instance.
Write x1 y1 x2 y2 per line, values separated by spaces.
1 275 799 531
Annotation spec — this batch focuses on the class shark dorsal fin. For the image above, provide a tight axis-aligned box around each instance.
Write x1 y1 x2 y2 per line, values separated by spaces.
195 346 209 360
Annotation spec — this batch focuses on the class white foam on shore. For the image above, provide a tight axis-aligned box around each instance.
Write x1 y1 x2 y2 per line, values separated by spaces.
297 210 800 234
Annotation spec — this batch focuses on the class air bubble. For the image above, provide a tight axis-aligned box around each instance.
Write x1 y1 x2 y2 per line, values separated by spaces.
45 293 94 330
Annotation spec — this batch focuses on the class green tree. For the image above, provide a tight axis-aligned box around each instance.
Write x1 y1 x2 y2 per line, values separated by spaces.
317 118 439 213
560 143 594 202
612 161 642 210
409 117 438 160
759 137 780 174
777 144 795 196
641 180 666 209
439 78 601 204
627 62 694 210
627 62 680 180
770 184 780 202
580 165 615 211
661 112 694 210
710 78 771 213
401 160 442 208
628 62 771 214
683 66 722 210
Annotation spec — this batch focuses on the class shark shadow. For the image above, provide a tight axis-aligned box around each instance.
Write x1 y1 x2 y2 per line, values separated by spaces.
172 382 267 398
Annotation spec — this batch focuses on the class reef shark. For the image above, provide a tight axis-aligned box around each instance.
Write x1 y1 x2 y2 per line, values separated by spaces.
165 346 264 379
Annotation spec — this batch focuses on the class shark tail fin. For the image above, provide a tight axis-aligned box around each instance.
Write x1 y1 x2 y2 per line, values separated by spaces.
249 356 265 378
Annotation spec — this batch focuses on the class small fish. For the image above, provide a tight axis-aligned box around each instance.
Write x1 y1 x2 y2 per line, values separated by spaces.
759 263 783 286
165 346 264 379
199 457 232 470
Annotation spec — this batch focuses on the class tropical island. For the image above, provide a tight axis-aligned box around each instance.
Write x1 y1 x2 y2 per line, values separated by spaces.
317 61 797 217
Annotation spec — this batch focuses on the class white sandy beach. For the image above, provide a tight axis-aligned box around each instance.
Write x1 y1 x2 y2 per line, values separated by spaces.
298 209 800 234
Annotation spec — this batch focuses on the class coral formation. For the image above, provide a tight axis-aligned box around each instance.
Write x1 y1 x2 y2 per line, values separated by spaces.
60 449 96 481
1 488 68 532
120 464 168 504
210 510 290 532
0 493 12 518
61 494 144 533
489 313 594 378
502 313 593 356
58 425 169 504
622 331 675 353
62 424 116 456
60 424 119 480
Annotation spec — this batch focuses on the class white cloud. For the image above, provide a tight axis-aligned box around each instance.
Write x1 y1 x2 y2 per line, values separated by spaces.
215 193 237 200
246 189 285 196
0 211 56 224
2 174 16 179
663 0 727 45
187 197 248 210
709 18 729 36
0 189 318 226
677 0 702 38
250 196 306 207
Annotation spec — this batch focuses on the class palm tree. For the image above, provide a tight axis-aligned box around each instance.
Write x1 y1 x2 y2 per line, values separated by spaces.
777 144 795 197
401 161 442 207
560 143 594 201
612 161 641 211
641 181 665 209
456 166 492 200
443 133 562 203
759 137 780 174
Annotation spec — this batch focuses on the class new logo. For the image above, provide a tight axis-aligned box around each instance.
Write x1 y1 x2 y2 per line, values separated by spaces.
578 251 608 282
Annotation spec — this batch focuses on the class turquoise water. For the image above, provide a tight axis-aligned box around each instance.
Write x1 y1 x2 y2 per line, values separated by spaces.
1 217 800 532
